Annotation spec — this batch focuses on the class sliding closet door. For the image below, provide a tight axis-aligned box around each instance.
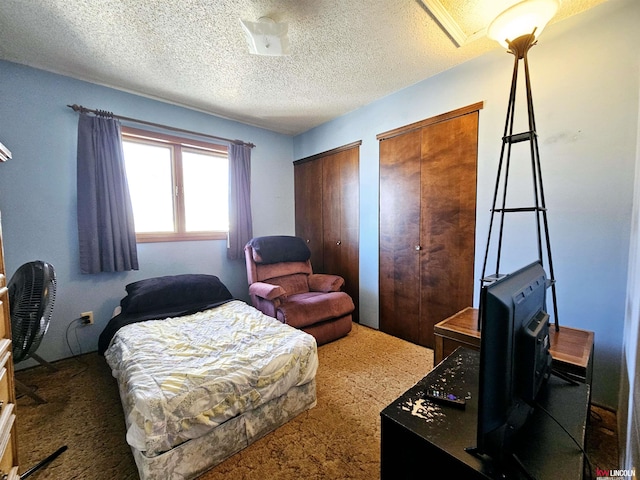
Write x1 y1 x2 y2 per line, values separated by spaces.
295 142 361 321
294 158 324 270
379 129 422 342
379 103 481 349
323 148 360 321
418 112 478 347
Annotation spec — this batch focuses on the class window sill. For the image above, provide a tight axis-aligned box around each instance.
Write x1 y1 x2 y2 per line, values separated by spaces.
136 232 228 243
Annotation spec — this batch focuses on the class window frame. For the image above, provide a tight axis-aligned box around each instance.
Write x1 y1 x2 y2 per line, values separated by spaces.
121 126 229 243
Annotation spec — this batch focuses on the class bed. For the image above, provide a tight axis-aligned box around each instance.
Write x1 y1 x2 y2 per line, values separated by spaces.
98 274 319 480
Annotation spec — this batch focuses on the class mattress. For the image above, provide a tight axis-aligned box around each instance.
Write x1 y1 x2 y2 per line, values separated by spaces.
104 300 318 457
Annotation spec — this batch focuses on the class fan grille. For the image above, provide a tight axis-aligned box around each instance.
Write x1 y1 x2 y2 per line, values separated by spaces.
8 261 56 363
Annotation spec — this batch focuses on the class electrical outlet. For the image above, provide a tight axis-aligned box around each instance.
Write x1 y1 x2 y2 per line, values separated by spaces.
81 311 94 325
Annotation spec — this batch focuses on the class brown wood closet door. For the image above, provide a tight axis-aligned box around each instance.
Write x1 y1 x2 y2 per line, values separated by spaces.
322 152 341 275
322 149 359 321
379 129 422 342
340 149 359 315
295 159 324 271
295 142 361 322
418 112 478 347
379 104 480 349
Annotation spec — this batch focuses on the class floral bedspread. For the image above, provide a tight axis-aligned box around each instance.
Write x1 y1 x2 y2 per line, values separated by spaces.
104 300 318 456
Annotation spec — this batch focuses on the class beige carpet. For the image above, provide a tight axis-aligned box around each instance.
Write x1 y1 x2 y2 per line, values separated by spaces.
15 322 618 479
15 323 433 479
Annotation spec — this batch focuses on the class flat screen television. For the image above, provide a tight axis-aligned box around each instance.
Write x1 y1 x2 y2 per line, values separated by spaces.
473 261 553 465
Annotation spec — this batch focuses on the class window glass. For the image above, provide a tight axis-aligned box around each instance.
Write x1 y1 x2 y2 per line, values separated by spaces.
182 149 229 232
121 127 228 242
122 141 175 233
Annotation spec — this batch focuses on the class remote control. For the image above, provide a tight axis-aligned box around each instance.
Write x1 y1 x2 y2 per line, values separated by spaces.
423 389 466 409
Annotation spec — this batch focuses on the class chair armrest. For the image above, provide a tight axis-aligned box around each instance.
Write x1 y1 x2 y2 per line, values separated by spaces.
308 274 344 292
249 282 287 301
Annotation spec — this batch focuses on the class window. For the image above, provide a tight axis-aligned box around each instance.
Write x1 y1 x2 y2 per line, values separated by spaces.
121 127 228 242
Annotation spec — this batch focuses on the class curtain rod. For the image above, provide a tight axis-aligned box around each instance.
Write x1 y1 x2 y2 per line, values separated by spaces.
67 104 255 148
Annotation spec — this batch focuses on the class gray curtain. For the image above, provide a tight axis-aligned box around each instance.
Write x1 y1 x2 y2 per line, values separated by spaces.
227 143 253 260
76 112 139 273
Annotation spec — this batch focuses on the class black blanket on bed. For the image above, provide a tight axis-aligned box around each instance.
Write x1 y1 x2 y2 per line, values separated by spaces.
98 274 234 355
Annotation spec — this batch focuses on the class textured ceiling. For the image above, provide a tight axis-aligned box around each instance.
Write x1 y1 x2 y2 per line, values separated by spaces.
0 0 609 135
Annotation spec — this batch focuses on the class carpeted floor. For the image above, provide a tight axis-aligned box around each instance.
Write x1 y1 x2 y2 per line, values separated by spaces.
14 322 618 479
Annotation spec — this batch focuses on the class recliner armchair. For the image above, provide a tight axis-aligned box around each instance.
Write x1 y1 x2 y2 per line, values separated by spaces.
244 235 354 345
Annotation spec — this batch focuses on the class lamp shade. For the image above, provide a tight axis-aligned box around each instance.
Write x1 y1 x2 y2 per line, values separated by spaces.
240 17 290 56
487 0 559 48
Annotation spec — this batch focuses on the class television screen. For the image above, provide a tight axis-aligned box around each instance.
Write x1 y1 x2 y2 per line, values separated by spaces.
474 261 553 465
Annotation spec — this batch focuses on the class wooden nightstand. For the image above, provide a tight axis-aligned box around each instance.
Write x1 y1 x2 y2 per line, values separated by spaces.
434 307 594 386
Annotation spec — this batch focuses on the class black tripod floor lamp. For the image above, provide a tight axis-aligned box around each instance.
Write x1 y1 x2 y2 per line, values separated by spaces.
479 0 561 330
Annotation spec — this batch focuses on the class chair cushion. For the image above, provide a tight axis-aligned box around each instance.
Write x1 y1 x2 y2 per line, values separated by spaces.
254 261 313 283
269 273 310 296
276 291 355 329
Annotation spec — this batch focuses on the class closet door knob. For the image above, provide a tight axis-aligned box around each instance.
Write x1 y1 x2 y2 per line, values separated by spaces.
415 245 422 251
336 240 342 246
306 239 310 243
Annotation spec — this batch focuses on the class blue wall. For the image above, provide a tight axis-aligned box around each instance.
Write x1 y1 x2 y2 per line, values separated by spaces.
293 0 640 409
0 61 296 367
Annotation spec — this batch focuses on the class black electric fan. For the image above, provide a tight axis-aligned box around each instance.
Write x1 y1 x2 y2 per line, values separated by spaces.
8 260 57 403
8 261 67 478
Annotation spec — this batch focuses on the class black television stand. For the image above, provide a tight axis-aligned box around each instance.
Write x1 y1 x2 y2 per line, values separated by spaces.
463 447 542 480
552 367 581 386
380 348 589 479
